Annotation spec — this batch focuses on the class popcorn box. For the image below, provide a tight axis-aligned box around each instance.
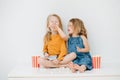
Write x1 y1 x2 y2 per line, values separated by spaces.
32 56 40 68
92 55 101 69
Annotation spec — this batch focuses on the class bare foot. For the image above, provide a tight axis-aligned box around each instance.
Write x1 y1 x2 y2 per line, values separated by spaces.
74 64 86 73
67 62 77 73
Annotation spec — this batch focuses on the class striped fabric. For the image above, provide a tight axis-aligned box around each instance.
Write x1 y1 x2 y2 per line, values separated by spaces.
92 56 101 69
32 56 40 68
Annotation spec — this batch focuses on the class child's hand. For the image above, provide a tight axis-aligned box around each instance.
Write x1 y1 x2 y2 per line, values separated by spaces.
55 25 60 31
76 46 82 52
52 59 60 65
44 53 49 58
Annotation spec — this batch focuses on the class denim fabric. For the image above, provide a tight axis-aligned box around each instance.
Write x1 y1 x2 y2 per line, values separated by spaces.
68 36 92 70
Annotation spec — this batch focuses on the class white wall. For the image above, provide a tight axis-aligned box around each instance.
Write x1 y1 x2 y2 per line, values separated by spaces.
0 0 120 80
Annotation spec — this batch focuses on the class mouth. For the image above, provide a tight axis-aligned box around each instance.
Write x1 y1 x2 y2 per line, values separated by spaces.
68 29 70 32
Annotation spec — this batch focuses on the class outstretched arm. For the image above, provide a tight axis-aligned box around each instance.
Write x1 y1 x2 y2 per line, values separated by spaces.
56 26 68 41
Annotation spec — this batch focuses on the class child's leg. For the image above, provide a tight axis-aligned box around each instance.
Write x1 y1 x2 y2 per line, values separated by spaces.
60 52 76 64
74 64 86 73
67 62 77 73
40 57 59 68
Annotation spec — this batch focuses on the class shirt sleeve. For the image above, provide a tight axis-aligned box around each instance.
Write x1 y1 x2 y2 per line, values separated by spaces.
43 43 48 53
57 40 67 61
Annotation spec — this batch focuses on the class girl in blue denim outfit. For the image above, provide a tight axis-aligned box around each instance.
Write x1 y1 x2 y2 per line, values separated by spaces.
56 18 92 73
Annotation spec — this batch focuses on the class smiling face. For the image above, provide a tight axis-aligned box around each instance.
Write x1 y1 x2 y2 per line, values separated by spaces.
44 14 63 44
67 22 74 35
48 16 59 32
68 18 84 36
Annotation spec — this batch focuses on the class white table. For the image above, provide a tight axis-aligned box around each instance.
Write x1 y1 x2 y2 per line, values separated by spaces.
8 63 120 80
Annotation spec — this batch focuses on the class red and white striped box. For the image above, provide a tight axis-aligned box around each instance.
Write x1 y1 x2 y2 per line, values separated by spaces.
92 55 101 69
32 56 40 68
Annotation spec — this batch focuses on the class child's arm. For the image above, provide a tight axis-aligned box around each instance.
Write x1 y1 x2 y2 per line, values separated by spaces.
43 43 48 53
57 40 67 61
76 35 90 52
43 43 49 57
56 26 68 41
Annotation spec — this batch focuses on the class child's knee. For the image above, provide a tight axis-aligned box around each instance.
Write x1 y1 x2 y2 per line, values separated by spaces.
70 52 77 58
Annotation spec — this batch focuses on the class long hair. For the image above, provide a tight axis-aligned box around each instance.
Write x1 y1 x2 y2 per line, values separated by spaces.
44 14 63 44
69 18 87 38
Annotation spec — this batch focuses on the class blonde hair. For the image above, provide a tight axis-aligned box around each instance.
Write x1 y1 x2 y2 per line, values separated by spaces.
44 14 63 44
69 18 87 38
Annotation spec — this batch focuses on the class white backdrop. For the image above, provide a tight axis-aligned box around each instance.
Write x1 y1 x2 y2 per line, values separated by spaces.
0 0 120 80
